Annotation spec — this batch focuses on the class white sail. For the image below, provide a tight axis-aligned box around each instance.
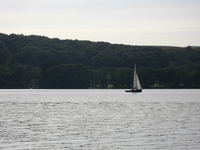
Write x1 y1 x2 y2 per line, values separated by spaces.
125 64 142 92
136 73 142 89
133 64 142 90
133 65 137 88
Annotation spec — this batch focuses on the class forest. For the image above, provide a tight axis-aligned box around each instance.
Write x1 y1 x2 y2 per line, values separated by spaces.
0 33 200 89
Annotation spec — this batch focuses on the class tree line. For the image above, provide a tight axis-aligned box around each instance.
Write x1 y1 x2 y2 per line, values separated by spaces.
0 33 200 89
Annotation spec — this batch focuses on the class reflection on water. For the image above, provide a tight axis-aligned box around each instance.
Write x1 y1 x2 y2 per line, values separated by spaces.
0 89 200 149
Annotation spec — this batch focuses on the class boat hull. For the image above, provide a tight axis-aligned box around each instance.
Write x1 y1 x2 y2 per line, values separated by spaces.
125 89 142 92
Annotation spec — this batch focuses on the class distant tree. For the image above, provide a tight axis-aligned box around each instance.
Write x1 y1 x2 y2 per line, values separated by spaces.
0 40 6 50
0 33 200 89
16 46 39 66
113 67 132 88
41 64 91 89
11 64 29 88
0 65 11 88
189 70 200 88
0 50 12 65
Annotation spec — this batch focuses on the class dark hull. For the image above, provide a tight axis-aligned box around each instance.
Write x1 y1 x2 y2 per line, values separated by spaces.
125 89 142 92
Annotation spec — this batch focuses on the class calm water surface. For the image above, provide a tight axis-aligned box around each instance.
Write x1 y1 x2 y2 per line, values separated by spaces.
0 89 200 149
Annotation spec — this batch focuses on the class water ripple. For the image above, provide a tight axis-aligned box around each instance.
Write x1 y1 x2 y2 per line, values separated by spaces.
0 89 200 149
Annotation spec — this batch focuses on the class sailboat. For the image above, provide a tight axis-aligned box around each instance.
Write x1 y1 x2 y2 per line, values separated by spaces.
125 64 142 92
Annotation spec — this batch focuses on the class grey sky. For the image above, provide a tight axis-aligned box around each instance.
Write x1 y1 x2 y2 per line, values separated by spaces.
1 0 199 46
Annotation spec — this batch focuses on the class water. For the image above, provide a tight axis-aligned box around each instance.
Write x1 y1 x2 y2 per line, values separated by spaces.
0 89 200 149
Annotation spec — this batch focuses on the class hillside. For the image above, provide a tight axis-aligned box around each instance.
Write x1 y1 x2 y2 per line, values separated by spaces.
0 33 200 88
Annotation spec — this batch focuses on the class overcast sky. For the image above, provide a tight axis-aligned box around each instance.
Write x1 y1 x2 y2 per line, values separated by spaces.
1 0 199 47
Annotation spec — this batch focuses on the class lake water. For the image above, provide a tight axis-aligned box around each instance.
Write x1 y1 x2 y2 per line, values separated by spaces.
0 89 200 149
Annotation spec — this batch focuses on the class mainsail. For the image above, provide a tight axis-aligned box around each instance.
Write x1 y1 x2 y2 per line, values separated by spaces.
133 64 142 90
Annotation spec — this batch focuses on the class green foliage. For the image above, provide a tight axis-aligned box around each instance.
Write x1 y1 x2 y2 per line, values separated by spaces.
41 64 91 89
0 40 6 50
0 50 12 65
0 33 200 89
